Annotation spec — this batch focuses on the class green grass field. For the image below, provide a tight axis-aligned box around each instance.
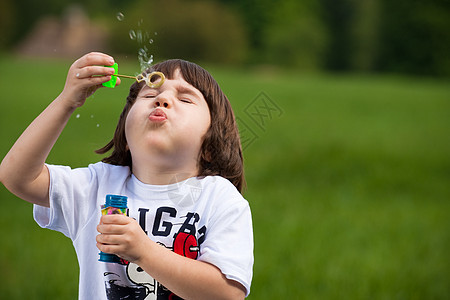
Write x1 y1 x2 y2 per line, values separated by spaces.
0 55 449 299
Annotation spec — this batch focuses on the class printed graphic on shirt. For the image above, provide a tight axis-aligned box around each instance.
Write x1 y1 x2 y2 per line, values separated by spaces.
103 206 206 300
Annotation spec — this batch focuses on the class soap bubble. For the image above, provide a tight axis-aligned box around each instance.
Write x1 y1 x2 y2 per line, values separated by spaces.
138 47 147 57
129 30 136 40
116 12 124 21
149 39 154 44
136 30 143 43
97 124 100 127
76 114 80 119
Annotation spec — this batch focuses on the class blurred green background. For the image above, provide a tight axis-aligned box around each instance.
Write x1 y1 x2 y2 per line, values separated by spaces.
0 0 449 299
1 0 449 75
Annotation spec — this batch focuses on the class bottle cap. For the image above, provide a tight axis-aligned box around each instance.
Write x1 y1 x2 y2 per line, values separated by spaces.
105 194 128 208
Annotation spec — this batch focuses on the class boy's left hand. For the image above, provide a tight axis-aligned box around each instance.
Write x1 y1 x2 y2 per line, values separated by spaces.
96 215 150 263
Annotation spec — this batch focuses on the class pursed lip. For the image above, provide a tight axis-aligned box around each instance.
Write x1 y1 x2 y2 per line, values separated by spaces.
148 108 167 122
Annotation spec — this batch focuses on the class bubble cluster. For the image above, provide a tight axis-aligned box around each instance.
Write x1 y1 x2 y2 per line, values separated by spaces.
138 47 154 71
117 12 156 72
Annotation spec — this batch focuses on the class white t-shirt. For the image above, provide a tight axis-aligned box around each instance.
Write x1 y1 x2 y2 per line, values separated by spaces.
34 162 253 299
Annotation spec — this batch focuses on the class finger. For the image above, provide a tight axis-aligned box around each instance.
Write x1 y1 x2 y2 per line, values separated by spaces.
97 243 126 258
100 214 131 225
75 66 115 79
97 242 113 253
81 75 113 87
75 52 115 69
96 232 122 245
97 223 127 234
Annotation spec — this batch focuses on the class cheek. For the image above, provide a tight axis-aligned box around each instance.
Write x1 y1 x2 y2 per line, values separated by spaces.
201 108 212 135
202 114 211 137
195 103 211 132
124 108 138 143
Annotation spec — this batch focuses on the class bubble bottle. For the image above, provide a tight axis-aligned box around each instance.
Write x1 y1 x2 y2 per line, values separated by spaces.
98 194 128 263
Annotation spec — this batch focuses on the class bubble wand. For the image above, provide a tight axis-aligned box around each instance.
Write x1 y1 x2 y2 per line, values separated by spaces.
102 63 165 88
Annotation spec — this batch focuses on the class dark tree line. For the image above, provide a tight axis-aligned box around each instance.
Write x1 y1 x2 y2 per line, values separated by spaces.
1 0 448 76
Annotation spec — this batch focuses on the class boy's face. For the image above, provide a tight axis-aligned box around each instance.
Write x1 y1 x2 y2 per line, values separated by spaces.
125 68 211 172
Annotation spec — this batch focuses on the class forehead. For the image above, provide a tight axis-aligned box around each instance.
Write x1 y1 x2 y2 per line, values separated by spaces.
138 68 204 99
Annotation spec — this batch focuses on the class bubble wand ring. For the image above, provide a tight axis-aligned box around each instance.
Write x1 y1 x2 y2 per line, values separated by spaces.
135 72 165 88
102 63 165 89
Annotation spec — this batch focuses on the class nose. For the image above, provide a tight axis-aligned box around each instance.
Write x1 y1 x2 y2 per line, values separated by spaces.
154 100 169 108
153 90 173 108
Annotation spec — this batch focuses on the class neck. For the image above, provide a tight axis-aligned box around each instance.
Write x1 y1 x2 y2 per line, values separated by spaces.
131 156 199 185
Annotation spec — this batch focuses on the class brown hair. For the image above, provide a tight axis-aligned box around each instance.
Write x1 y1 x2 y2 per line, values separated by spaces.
96 59 245 192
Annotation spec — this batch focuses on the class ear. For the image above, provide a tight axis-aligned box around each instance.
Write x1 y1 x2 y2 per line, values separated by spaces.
204 151 212 162
199 148 212 165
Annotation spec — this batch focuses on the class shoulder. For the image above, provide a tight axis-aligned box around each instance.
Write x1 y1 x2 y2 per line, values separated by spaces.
87 162 131 183
90 161 130 174
46 161 127 172
200 176 243 197
46 162 130 182
199 176 250 211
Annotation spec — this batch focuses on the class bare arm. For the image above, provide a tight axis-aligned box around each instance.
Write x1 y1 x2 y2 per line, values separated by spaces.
97 215 247 300
0 52 119 207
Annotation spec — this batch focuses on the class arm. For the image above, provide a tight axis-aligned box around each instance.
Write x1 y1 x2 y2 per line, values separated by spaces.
0 52 119 207
97 215 246 300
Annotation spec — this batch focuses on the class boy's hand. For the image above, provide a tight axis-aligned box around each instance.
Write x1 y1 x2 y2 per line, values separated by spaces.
60 52 121 108
96 214 151 263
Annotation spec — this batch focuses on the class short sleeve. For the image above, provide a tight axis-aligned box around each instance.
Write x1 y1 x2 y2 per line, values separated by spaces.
33 163 100 240
198 197 254 296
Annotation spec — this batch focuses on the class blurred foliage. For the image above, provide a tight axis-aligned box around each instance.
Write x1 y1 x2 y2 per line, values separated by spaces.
320 0 450 76
1 0 449 76
350 0 380 71
0 0 16 49
262 0 327 69
320 0 357 71
110 0 248 64
376 0 450 76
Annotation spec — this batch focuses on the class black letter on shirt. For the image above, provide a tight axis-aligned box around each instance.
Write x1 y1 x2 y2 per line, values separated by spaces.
178 212 200 235
138 208 149 235
152 207 177 236
198 225 206 245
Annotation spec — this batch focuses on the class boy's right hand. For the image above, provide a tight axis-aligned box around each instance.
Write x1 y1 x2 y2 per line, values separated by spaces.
0 52 121 208
60 52 121 108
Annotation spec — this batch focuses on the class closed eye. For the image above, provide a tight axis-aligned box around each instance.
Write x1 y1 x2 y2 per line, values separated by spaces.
179 98 193 104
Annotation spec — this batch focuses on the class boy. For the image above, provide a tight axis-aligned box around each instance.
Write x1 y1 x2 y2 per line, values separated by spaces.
0 52 253 299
